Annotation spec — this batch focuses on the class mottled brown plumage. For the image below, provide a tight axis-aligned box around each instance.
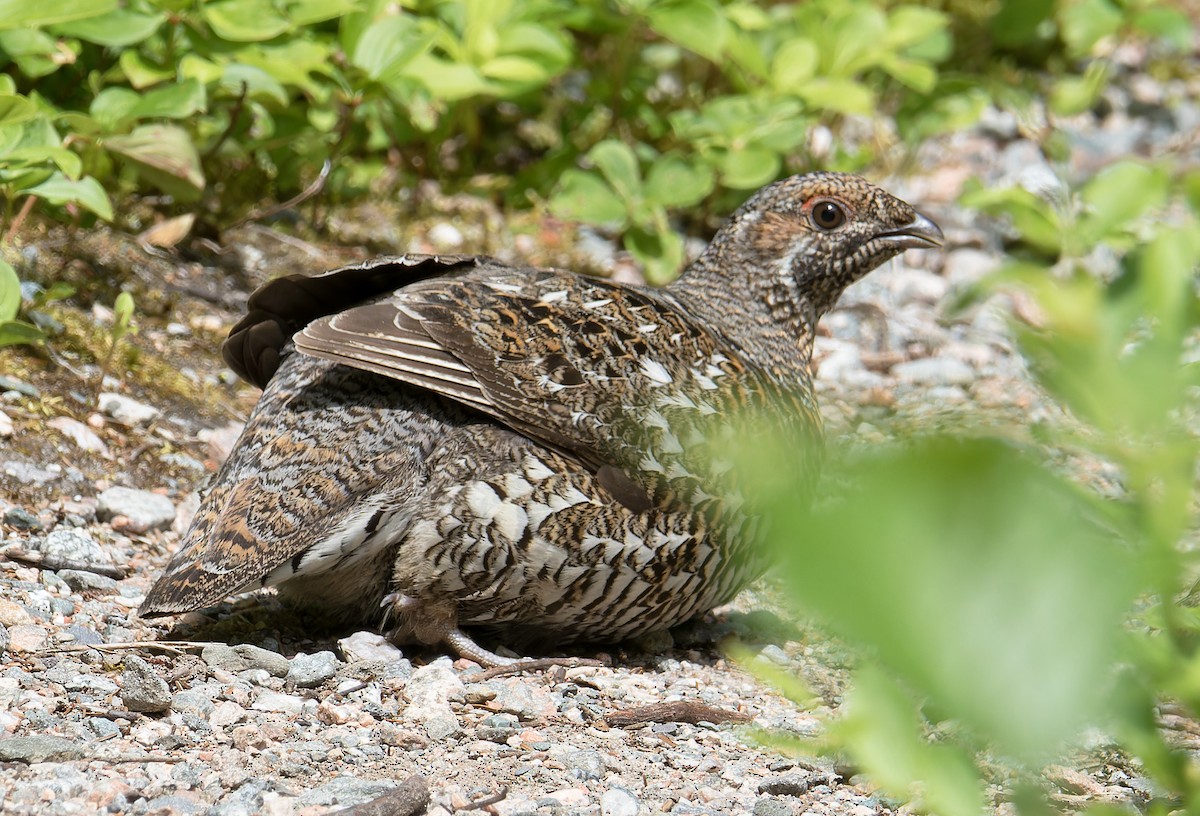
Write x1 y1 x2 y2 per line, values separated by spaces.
141 172 942 665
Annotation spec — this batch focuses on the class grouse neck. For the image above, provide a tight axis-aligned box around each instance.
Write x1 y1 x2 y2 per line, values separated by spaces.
666 252 822 384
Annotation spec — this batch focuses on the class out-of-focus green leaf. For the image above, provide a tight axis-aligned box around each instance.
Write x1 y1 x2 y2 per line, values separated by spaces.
647 0 728 61
718 147 779 190
548 169 627 227
106 124 204 201
1079 161 1168 244
351 14 430 82
771 39 818 91
835 666 985 816
1049 61 1109 116
796 78 874 116
626 224 683 285
1059 0 1123 56
119 51 174 88
129 79 207 121
0 260 20 322
287 0 361 26
644 154 713 208
52 9 165 46
23 172 113 220
203 0 291 42
587 140 642 204
0 319 47 346
768 437 1141 761
0 0 115 30
961 185 1062 255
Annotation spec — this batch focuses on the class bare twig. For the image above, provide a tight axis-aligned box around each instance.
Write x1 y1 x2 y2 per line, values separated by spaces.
605 700 753 728
203 81 248 160
462 656 605 683
50 641 219 656
333 775 429 816
229 159 332 229
0 547 128 579
454 787 508 812
4 195 38 245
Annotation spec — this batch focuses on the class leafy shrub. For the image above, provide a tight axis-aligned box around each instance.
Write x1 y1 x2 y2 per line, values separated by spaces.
753 161 1200 813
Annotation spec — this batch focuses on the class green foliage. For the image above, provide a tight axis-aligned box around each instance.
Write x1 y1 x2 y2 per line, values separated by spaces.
0 0 1185 277
0 258 48 346
754 161 1200 813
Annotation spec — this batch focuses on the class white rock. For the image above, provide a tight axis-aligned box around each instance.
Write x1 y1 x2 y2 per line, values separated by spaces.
405 659 464 739
891 357 974 386
98 393 160 426
47 417 108 454
428 222 464 249
338 631 404 664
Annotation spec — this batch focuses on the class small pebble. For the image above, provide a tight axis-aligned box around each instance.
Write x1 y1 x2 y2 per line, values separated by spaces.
120 655 173 713
96 486 176 533
287 651 340 687
98 392 161 426
601 787 641 816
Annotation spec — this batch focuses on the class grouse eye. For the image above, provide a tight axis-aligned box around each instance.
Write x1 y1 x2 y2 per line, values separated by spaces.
811 200 846 230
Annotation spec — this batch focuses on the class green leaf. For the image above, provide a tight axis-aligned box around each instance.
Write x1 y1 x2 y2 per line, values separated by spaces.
0 95 39 127
1132 7 1193 50
769 437 1141 761
89 87 139 131
105 124 204 201
221 64 289 107
1049 63 1109 116
587 140 642 205
8 146 83 179
0 319 47 347
644 155 714 209
402 54 488 101
203 0 291 42
878 53 937 93
0 29 64 78
0 259 19 322
646 0 728 62
0 0 116 30
286 0 361 26
112 291 134 340
128 79 207 120
1079 161 1168 244
626 224 684 285
351 15 430 82
23 172 113 220
961 185 1062 255
1059 0 1123 57
718 147 779 190
480 56 548 83
119 51 175 88
771 39 818 91
548 169 628 228
835 666 985 816
52 9 165 46
796 78 875 116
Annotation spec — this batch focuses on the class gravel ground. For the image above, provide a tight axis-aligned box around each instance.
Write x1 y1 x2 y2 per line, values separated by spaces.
0 50 1196 815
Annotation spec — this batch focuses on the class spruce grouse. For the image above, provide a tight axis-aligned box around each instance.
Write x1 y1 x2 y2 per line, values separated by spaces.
141 172 943 665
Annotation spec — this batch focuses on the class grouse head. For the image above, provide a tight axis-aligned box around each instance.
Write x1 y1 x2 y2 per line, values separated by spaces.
671 171 942 362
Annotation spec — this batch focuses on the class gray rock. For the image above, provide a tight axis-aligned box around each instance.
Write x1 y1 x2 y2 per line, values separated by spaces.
0 735 86 763
141 795 206 815
477 713 519 742
566 749 605 781
171 689 216 717
236 644 290 677
63 625 103 646
757 774 811 796
120 655 172 713
753 796 796 816
602 787 641 816
943 248 1000 288
406 659 464 739
209 779 274 816
287 650 340 687
3 507 42 530
56 570 118 592
86 716 121 739
296 776 398 807
758 644 790 666
3 461 59 485
38 528 109 564
98 392 161 426
0 624 8 653
96 486 176 533
892 356 974 386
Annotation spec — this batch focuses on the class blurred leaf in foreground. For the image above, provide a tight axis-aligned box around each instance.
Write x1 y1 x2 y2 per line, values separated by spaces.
766 436 1141 764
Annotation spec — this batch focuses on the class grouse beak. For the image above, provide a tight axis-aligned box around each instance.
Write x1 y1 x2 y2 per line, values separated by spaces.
879 211 944 250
